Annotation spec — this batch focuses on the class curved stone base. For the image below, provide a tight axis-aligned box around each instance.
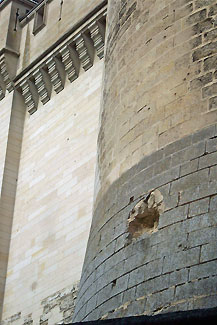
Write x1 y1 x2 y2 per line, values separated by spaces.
74 124 217 322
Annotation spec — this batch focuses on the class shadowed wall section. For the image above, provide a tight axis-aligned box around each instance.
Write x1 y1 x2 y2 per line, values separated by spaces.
74 0 217 322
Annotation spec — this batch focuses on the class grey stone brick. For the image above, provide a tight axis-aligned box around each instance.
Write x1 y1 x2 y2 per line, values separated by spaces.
160 301 189 314
158 205 188 229
154 157 171 175
192 124 216 143
164 135 192 157
169 269 188 287
175 276 217 300
207 137 217 153
180 159 198 177
204 54 217 71
190 73 213 90
204 28 217 42
185 211 217 233
122 287 136 304
195 0 216 9
186 9 206 25
200 242 217 262
85 295 97 316
100 293 123 316
202 83 217 98
158 184 178 211
193 18 214 35
199 151 217 169
189 260 217 280
180 180 217 204
163 247 200 273
189 197 209 216
128 259 163 288
115 233 127 252
209 4 217 16
209 96 217 110
210 194 217 211
128 265 146 288
210 165 217 180
146 287 175 312
170 169 209 194
188 226 216 247
193 294 217 309
126 298 147 316
111 274 129 296
171 142 205 168
137 274 170 297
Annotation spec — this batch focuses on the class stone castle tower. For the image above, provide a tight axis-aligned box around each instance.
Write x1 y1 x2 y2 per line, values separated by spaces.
0 0 217 324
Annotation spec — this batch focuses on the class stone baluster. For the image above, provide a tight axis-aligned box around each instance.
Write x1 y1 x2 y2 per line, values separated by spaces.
89 19 105 59
33 68 51 105
20 80 38 115
74 33 94 71
46 57 65 94
60 45 80 83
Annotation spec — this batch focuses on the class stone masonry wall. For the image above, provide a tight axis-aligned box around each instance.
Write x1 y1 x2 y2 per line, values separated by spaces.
1 59 103 323
94 0 217 205
74 124 217 322
74 0 217 321
1 282 78 325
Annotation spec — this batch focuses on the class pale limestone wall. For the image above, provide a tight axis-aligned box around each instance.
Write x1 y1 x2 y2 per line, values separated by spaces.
0 2 11 51
0 93 13 317
17 0 105 73
0 95 12 194
94 0 217 205
2 59 103 323
0 91 26 319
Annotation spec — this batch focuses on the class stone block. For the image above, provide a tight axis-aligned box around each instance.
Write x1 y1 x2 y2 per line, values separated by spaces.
146 287 175 312
207 137 217 153
193 41 217 61
192 124 216 143
187 226 216 247
200 242 217 262
170 169 209 194
158 205 188 229
209 96 217 110
164 135 192 157
163 247 200 273
189 260 217 280
202 83 217 98
193 294 217 309
204 54 217 71
190 73 213 90
189 197 209 216
137 274 170 298
210 194 217 211
199 151 217 168
169 269 188 287
195 0 216 9
175 276 217 300
208 4 217 16
180 159 198 177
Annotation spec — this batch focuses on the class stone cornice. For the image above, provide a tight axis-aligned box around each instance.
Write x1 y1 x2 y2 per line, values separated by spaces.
0 3 107 112
13 5 106 114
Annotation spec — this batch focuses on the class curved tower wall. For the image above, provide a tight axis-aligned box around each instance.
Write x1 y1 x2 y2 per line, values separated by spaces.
74 0 217 322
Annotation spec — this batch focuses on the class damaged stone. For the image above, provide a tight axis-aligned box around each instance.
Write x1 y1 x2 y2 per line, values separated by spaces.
127 190 164 239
